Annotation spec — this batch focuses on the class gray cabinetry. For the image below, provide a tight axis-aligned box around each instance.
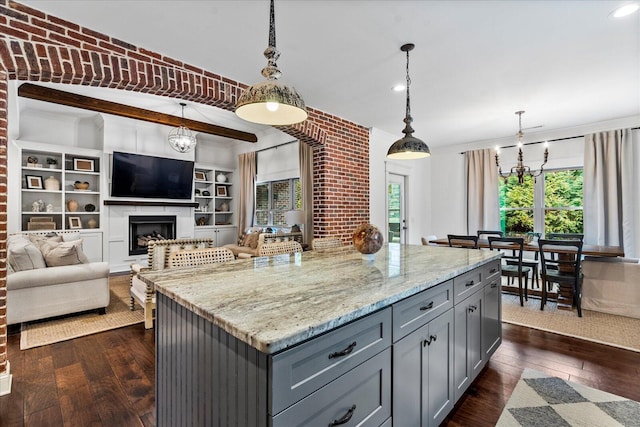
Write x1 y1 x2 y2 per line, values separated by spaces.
453 289 484 401
393 308 454 427
271 307 391 414
483 265 502 359
272 348 391 427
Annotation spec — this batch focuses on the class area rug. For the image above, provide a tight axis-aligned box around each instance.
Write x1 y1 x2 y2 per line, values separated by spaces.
501 293 640 353
497 368 640 426
20 275 144 350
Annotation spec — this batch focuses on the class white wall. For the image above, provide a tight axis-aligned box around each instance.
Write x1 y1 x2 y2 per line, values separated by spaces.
369 127 431 245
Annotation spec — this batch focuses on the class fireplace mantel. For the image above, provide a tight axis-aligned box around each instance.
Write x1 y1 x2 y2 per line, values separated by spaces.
104 200 198 208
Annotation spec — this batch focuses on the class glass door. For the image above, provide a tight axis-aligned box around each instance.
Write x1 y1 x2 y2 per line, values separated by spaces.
388 173 406 244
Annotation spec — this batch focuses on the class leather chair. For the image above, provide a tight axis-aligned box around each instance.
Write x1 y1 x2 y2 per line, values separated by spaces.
488 236 531 306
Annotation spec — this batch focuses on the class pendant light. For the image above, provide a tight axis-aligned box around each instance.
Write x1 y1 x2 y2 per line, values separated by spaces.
387 43 431 160
235 0 307 126
168 103 197 153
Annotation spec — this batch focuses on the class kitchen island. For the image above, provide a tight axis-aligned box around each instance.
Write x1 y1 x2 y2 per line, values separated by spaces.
140 244 502 427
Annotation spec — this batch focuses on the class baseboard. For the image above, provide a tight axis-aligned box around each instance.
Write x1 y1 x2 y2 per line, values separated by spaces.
0 361 12 396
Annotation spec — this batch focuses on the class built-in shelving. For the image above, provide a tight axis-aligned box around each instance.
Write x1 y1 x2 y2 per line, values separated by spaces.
19 144 102 232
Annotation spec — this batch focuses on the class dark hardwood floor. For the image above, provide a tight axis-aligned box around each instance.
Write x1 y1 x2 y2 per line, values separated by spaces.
1 322 639 426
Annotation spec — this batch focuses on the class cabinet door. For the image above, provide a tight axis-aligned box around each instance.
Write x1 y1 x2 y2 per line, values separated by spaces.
393 322 426 427
393 309 454 427
453 289 483 402
468 291 484 381
425 309 454 427
215 227 237 246
483 278 502 359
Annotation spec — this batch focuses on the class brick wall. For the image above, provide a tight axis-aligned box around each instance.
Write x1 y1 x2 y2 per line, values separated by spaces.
0 0 370 374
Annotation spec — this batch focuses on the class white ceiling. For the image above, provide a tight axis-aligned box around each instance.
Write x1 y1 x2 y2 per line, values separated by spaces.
17 0 640 148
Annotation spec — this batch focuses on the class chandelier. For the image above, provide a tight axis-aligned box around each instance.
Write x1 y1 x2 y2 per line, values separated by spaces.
387 43 431 159
235 0 307 126
168 103 197 153
495 111 548 184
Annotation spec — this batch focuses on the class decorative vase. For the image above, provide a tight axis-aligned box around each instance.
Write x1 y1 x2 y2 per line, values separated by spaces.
87 218 98 229
220 201 229 212
216 172 227 183
352 223 384 260
44 175 60 191
67 199 78 212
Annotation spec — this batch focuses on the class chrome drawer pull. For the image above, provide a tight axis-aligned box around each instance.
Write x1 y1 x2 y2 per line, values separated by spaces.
490 282 498 288
490 268 497 274
465 280 475 287
468 305 477 313
419 301 434 311
329 341 357 359
329 404 356 426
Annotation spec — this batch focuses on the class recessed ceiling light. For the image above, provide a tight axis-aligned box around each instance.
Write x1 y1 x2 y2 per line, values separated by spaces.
392 84 405 92
611 3 639 18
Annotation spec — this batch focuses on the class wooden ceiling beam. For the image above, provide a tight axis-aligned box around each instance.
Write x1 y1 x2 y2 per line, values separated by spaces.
17 83 258 143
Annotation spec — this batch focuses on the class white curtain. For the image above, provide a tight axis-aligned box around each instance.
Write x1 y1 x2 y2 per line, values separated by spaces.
584 129 638 258
237 152 256 238
299 142 314 245
465 148 500 234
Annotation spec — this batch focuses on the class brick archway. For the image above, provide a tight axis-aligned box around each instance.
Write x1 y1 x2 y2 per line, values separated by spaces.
0 1 370 380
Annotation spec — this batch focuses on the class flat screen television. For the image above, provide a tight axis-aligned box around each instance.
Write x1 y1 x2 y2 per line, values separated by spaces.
110 151 194 199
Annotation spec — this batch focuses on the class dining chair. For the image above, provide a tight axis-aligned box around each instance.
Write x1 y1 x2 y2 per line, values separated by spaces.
478 230 540 288
488 236 531 306
538 239 584 317
447 234 479 249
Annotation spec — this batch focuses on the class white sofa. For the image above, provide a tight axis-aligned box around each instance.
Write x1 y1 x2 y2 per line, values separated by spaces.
582 256 640 319
7 232 110 325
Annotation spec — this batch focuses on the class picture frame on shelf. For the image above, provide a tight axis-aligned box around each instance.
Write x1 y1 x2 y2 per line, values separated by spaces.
216 186 227 197
194 171 207 181
25 175 43 189
74 158 95 172
68 216 82 229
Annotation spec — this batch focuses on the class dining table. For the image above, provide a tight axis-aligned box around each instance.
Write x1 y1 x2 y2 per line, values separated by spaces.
429 236 624 313
428 238 624 257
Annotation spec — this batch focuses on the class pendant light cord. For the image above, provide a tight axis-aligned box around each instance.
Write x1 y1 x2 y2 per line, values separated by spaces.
405 49 411 121
262 0 282 81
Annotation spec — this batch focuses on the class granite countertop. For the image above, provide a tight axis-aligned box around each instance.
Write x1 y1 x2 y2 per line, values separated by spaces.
139 244 501 354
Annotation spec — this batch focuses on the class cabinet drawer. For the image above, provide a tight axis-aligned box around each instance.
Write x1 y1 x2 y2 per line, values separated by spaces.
392 280 453 342
484 260 501 283
453 268 483 303
272 348 391 427
271 307 391 415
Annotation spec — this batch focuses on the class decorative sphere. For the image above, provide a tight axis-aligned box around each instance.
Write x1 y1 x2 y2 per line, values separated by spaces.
352 223 384 255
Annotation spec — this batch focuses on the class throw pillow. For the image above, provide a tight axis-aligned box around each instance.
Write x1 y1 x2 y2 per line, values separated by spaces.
7 235 47 271
28 233 63 249
40 239 90 267
244 232 260 249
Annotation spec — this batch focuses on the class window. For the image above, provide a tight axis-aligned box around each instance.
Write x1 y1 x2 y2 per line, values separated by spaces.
499 168 583 235
255 178 301 226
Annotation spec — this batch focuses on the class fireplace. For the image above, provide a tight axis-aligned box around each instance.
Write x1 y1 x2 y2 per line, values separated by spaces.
129 215 177 255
